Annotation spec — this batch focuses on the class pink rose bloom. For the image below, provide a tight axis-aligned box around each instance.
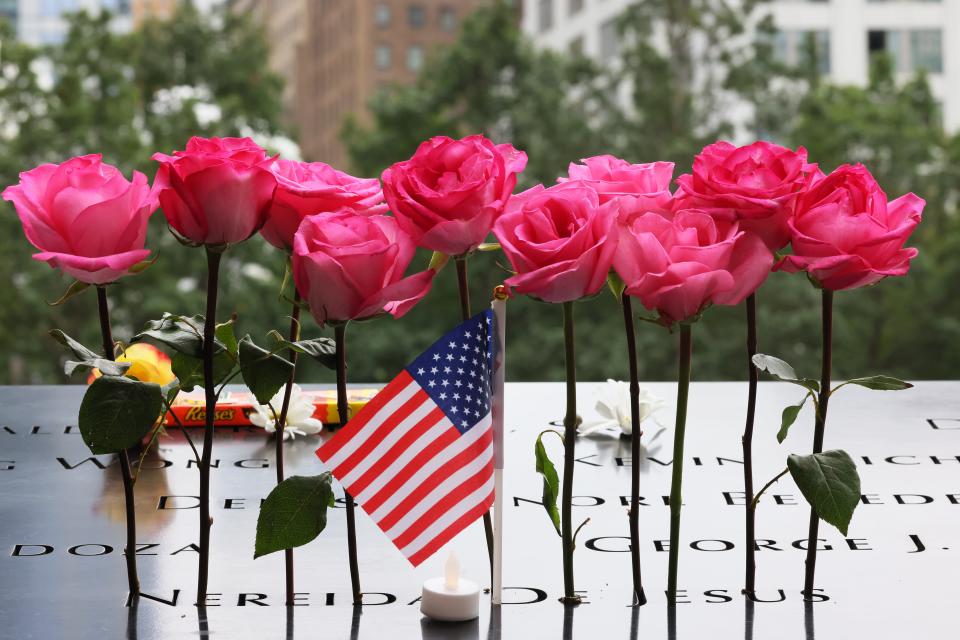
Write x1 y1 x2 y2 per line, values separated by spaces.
775 164 923 291
382 134 527 256
614 206 773 325
260 158 386 252
493 181 618 303
3 154 156 284
562 155 674 213
675 140 815 250
152 136 276 245
292 210 435 326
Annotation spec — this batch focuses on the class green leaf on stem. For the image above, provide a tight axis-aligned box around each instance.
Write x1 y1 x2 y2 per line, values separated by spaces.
840 376 913 392
477 242 501 252
127 254 159 275
534 430 562 537
267 330 337 369
215 319 239 356
78 376 163 454
787 449 861 535
278 259 292 300
607 272 626 300
48 280 90 306
777 395 809 444
64 358 132 378
254 473 335 558
428 251 450 272
171 351 235 392
49 329 130 377
752 353 820 393
133 313 208 358
49 329 102 361
161 378 181 405
239 335 294 404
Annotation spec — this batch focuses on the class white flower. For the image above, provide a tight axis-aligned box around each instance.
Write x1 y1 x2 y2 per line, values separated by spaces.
249 384 324 441
578 379 665 437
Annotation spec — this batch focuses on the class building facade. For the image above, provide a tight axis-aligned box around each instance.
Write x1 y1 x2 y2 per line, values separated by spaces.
521 0 960 133
229 0 307 126
236 0 488 169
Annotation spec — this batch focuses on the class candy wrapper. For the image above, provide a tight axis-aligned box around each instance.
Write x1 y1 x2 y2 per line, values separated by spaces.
166 387 379 427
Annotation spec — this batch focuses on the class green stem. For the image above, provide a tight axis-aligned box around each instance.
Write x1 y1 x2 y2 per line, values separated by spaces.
742 293 759 595
667 324 693 601
560 301 578 602
750 467 788 511
197 248 222 604
96 286 139 599
455 256 495 579
803 289 833 599
336 323 362 605
275 285 301 607
621 294 647 606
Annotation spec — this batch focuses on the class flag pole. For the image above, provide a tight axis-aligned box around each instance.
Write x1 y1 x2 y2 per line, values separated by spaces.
491 287 508 606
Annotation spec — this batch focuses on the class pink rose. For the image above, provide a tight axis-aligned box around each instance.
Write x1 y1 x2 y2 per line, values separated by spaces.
562 155 674 213
675 140 815 249
614 207 773 325
292 211 435 326
3 154 156 284
493 182 618 303
152 136 276 245
382 135 527 256
775 164 923 291
260 158 387 252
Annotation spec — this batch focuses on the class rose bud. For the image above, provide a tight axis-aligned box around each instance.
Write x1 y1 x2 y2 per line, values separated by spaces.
382 135 527 256
152 136 276 246
775 164 923 290
493 181 618 303
3 154 157 284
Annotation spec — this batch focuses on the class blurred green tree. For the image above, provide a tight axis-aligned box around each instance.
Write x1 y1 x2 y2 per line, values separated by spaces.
0 5 294 384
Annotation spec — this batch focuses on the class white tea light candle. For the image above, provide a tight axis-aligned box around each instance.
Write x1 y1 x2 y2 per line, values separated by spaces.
420 553 480 622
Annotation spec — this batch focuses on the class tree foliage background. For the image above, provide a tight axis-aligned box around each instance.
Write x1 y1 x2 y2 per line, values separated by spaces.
1 1 957 387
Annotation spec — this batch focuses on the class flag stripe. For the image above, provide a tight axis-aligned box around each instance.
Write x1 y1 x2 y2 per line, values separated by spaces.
336 396 435 486
327 384 425 478
366 415 491 522
353 418 457 507
386 449 494 545
348 409 449 499
316 372 412 462
374 422 492 531
406 489 495 567
402 477 496 563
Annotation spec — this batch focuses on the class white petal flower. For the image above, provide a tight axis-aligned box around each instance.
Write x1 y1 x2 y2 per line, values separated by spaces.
579 379 666 437
250 384 324 441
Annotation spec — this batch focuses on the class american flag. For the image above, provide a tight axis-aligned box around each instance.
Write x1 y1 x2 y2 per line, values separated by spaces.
316 310 496 567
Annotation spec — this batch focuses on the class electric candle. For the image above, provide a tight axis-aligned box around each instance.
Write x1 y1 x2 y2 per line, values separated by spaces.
420 553 480 622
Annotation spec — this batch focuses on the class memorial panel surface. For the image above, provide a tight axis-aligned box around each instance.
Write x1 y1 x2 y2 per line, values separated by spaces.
1 382 958 639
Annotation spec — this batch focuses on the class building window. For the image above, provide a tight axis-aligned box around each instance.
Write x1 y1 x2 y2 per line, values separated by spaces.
375 3 391 28
408 4 426 28
772 30 830 75
375 45 392 70
538 0 553 32
407 45 424 71
910 30 942 73
868 29 942 74
569 0 584 15
439 6 456 31
599 18 619 62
